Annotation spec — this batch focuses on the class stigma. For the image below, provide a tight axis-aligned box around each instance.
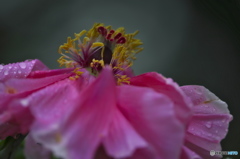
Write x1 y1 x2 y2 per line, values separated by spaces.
58 23 143 84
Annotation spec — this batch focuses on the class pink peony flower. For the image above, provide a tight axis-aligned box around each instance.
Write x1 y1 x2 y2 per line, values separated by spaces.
22 23 192 159
0 23 232 159
24 67 191 159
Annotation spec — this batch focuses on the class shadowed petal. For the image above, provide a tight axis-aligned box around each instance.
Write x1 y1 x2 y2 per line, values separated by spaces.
103 109 147 158
24 134 51 159
117 85 185 159
130 72 192 124
181 85 232 159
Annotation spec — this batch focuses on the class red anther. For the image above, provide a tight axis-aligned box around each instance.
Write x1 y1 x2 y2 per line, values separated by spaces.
116 37 126 44
110 39 114 42
106 33 112 40
103 28 107 36
114 33 122 40
98 26 105 35
110 30 115 34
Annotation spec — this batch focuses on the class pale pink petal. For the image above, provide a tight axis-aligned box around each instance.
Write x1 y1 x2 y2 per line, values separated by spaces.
0 68 73 139
117 85 185 159
130 72 192 124
181 85 232 158
0 59 48 81
24 134 51 159
31 67 116 159
103 109 147 158
180 146 202 159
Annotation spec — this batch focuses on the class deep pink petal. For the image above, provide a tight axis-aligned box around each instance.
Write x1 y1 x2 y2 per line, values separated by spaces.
130 72 192 124
31 67 116 159
181 85 232 158
117 85 185 159
103 109 147 158
24 134 51 159
27 68 74 78
0 59 48 81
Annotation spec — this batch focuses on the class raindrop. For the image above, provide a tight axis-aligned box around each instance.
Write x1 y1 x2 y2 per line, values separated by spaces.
19 63 27 69
18 70 22 74
4 70 8 75
20 99 29 107
205 122 212 128
0 65 3 69
8 66 12 69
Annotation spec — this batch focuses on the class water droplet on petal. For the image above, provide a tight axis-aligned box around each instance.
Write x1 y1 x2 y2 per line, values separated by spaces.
4 70 9 75
0 65 3 70
215 130 218 133
8 66 12 69
18 70 22 74
20 99 29 107
19 63 27 69
205 122 212 128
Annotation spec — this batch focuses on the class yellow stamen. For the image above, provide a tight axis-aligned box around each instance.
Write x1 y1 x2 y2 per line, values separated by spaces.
116 75 130 85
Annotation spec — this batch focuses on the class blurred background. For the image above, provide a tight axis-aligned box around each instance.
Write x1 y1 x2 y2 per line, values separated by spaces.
0 0 239 158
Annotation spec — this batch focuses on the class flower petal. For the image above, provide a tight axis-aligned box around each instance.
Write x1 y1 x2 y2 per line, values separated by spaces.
31 67 116 159
0 59 48 81
0 69 73 139
181 85 232 158
130 72 192 123
103 109 147 158
117 85 185 159
24 134 51 159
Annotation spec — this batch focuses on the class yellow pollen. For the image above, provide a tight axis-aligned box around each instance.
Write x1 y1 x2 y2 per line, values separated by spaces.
5 87 17 94
90 59 104 68
69 68 83 80
116 75 130 85
57 23 143 82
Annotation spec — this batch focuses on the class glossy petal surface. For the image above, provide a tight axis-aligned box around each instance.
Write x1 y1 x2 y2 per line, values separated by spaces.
181 85 232 159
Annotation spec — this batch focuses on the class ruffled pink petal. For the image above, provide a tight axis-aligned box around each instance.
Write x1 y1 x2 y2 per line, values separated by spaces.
181 85 232 158
24 134 51 159
0 59 48 81
117 85 185 159
0 68 73 139
30 67 116 159
130 72 192 124
102 109 147 158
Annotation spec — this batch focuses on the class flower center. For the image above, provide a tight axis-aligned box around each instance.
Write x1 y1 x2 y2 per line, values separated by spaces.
58 23 143 84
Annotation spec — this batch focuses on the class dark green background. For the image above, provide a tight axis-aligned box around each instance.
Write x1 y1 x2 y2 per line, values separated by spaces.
0 0 239 158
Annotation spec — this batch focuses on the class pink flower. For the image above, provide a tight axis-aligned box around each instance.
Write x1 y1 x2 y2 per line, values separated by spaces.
0 59 73 139
17 23 195 159
0 23 232 159
25 66 191 159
